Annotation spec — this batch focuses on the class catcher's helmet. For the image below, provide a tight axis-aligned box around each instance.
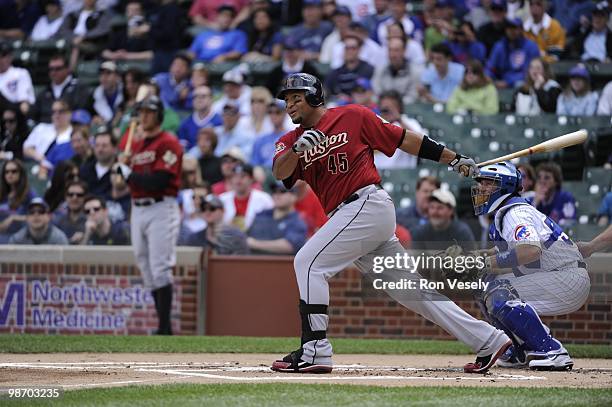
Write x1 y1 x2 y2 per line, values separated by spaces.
137 95 164 124
471 161 522 216
276 73 324 107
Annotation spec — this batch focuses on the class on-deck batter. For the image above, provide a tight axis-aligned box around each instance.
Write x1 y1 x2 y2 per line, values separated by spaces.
270 73 512 374
114 96 183 335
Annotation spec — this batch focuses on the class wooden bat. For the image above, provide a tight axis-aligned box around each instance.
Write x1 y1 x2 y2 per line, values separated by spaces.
124 84 150 156
477 129 588 167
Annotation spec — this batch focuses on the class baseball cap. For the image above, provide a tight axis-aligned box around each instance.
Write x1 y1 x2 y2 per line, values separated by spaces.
202 194 224 210
283 36 301 50
217 4 237 15
333 5 352 17
303 0 322 6
269 180 296 193
353 77 372 92
490 0 507 10
505 17 522 27
430 189 456 208
435 0 453 8
268 99 286 110
233 163 254 177
139 95 163 111
222 102 240 114
27 197 50 212
569 64 590 80
349 21 368 31
99 61 117 73
222 69 244 85
221 147 246 163
71 109 92 125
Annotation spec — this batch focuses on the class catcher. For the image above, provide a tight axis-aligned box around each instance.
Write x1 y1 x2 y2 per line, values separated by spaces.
463 161 590 370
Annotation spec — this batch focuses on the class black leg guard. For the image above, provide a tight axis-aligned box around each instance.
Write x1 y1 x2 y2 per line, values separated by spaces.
299 300 327 344
152 284 173 335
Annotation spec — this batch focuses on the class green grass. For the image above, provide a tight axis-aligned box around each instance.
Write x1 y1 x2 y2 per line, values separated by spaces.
0 335 610 358
1 384 611 407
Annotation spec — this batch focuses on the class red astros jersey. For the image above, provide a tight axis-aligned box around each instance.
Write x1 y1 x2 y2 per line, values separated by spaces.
129 131 183 199
273 104 405 213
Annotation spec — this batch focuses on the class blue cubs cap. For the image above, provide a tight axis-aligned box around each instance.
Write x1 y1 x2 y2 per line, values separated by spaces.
333 5 352 17
435 0 453 8
491 0 507 10
303 0 322 6
28 197 50 212
569 64 590 80
353 77 372 91
71 109 92 125
505 17 522 27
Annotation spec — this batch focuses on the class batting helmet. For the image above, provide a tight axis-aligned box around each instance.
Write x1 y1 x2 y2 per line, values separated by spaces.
137 95 164 124
276 73 325 107
471 161 523 216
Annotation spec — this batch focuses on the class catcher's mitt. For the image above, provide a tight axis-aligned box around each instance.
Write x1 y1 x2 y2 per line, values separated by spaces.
435 244 488 282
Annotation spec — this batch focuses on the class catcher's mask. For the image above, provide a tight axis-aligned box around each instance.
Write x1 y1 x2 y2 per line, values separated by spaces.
471 161 522 216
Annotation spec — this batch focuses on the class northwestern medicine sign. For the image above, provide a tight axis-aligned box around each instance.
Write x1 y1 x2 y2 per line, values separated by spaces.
0 280 152 330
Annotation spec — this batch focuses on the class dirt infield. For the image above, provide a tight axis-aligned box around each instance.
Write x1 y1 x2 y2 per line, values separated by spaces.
1 353 611 389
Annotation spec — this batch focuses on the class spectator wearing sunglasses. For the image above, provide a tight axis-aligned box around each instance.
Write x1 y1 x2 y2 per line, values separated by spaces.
0 159 37 243
0 107 28 161
52 180 87 244
9 197 69 245
246 181 307 255
81 195 130 245
184 194 248 254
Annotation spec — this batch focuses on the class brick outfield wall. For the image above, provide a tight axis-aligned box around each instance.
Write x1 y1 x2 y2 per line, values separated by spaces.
0 248 610 344
327 268 612 344
0 262 199 335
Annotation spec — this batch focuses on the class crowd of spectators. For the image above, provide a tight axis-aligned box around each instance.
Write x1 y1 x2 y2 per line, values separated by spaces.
0 0 611 254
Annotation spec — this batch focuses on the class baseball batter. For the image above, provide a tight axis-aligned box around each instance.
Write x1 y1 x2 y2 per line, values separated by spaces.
472 162 590 370
270 73 511 374
114 96 183 335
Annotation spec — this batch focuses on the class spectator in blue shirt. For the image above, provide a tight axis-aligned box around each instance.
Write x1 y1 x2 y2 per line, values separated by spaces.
52 180 87 244
214 103 254 158
550 0 596 36
247 181 307 255
189 5 248 63
418 42 465 103
556 64 600 116
178 85 222 151
286 0 334 61
598 192 612 226
153 53 192 111
325 35 375 99
445 21 487 65
251 100 290 169
532 162 576 226
486 17 540 89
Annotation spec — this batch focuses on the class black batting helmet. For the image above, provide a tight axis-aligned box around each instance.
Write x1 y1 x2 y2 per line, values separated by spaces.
137 95 164 124
276 73 325 107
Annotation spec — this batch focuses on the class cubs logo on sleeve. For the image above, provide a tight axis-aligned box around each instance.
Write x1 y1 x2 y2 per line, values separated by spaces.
514 224 534 241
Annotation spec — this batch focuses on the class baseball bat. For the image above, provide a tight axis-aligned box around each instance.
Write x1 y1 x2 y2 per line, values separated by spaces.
477 129 588 167
124 84 150 156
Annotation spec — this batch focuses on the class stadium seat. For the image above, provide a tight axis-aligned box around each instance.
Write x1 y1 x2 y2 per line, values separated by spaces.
76 60 102 86
567 223 606 241
584 167 612 193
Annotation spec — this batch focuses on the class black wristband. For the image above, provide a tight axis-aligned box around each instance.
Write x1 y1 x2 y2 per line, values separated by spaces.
418 135 445 162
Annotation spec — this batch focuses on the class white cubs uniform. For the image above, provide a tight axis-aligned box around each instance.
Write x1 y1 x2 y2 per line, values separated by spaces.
490 199 590 315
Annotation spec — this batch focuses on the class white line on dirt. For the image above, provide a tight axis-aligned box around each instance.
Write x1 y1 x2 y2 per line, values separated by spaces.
61 376 191 389
136 369 547 382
